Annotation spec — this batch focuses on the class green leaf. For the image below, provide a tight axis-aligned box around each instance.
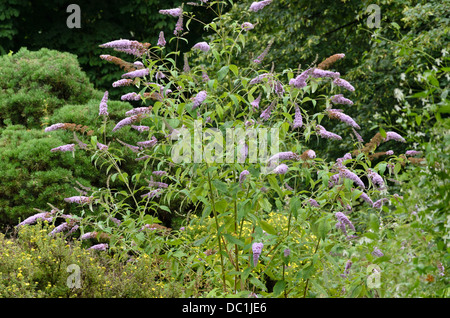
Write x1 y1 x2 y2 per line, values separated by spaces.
223 233 244 247
212 179 228 194
217 65 229 81
311 280 328 297
379 127 387 139
118 172 128 184
369 213 379 232
267 175 283 198
374 255 390 264
259 219 277 235
272 280 286 297
317 218 331 240
229 64 238 77
193 236 208 246
249 277 267 291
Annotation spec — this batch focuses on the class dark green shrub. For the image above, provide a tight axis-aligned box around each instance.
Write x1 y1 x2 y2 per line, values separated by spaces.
0 94 152 226
0 47 95 128
0 124 97 226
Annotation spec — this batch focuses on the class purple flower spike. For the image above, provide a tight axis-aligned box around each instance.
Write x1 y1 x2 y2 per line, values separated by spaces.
17 212 53 227
192 41 210 52
331 94 354 105
99 91 109 116
137 136 158 148
112 115 144 132
239 170 250 185
268 151 299 163
310 68 340 79
293 106 303 129
122 68 149 79
192 90 207 109
272 163 289 174
252 242 264 266
89 243 109 251
316 125 342 140
45 123 65 132
260 100 275 121
249 0 272 12
372 247 384 257
253 39 273 64
341 260 353 277
49 223 69 237
80 232 97 240
373 198 388 209
159 8 182 17
333 78 355 91
99 39 148 56
384 131 406 143
51 144 75 152
368 169 385 190
241 22 255 31
339 168 365 189
359 191 374 206
289 68 312 89
121 92 142 101
126 107 152 116
64 196 93 204
335 212 355 234
327 109 360 129
157 31 166 47
251 94 261 109
112 79 133 87
97 142 108 151
174 15 184 35
308 198 320 207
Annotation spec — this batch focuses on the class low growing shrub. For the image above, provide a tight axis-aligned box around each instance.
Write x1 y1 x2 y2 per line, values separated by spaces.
0 48 96 129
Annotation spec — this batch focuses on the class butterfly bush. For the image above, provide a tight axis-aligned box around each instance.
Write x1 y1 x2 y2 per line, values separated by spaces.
31 1 426 297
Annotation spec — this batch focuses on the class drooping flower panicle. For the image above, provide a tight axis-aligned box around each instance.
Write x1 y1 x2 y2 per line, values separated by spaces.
384 131 406 143
192 41 210 52
339 168 365 189
249 0 272 12
331 94 354 105
327 109 360 129
316 125 342 140
51 144 75 152
159 8 183 17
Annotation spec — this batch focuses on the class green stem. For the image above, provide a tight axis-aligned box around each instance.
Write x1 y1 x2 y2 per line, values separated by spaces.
205 163 227 293
303 237 321 298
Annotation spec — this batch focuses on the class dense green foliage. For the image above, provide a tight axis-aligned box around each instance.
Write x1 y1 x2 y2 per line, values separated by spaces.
0 48 95 128
212 0 449 157
0 0 218 99
0 0 448 299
